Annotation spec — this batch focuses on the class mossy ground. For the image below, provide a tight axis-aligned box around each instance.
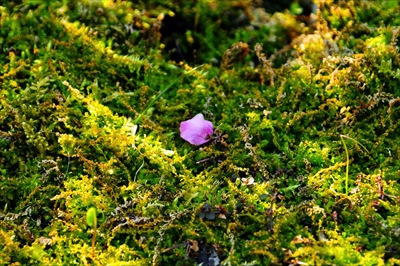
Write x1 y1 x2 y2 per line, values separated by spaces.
1 0 400 265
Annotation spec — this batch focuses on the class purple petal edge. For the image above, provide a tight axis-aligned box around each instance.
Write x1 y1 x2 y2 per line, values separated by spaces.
180 114 214 145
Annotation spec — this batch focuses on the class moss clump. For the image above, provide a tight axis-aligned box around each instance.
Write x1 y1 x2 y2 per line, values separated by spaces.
1 0 400 265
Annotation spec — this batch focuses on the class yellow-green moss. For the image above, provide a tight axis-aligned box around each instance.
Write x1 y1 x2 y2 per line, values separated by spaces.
1 0 400 265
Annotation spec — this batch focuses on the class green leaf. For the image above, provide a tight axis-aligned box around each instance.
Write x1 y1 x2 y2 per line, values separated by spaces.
280 184 301 193
86 207 97 227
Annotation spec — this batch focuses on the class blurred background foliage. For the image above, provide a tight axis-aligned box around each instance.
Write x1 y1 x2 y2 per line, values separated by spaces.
1 0 400 265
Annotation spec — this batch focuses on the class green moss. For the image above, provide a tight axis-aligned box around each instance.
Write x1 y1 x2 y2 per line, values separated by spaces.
1 0 400 265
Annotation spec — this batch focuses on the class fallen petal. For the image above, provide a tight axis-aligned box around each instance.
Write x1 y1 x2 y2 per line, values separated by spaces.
180 114 213 145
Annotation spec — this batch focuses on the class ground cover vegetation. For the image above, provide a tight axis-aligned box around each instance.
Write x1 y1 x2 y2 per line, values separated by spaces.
1 0 400 265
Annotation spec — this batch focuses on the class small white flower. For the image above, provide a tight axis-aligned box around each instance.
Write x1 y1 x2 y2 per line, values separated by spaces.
241 177 255 185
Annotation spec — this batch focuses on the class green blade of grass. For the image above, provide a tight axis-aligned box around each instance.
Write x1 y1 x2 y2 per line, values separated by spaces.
134 65 203 125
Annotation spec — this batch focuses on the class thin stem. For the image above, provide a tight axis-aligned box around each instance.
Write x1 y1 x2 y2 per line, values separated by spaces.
340 134 370 154
134 65 203 124
134 159 145 182
92 219 97 258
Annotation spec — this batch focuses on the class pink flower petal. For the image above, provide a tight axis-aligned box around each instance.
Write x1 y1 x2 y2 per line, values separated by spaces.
180 114 213 145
